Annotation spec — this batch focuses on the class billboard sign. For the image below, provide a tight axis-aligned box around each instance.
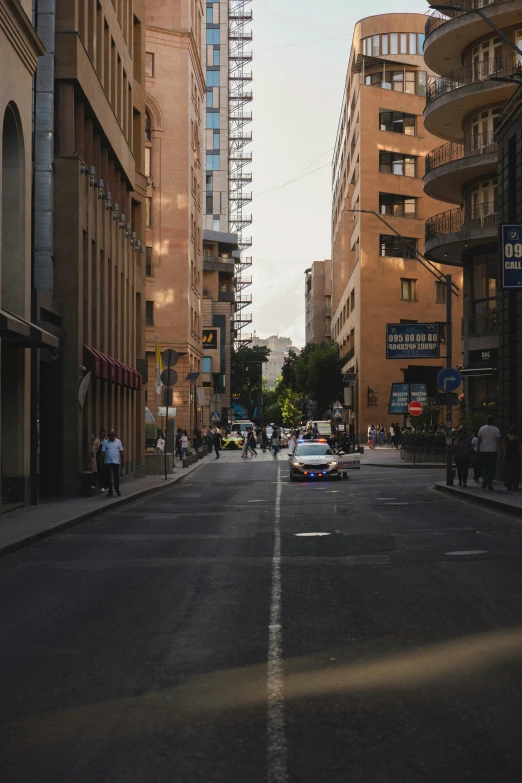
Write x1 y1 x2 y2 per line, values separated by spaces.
410 383 427 405
386 323 440 359
388 383 409 415
501 225 522 289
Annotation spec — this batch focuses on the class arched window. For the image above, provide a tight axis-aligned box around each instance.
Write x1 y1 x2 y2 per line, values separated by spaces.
144 109 152 178
2 102 25 315
145 109 152 142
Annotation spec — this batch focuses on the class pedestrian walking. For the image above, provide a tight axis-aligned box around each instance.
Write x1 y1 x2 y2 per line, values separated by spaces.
270 428 281 459
501 426 522 490
477 415 501 490
181 430 189 459
369 424 377 450
287 432 297 456
312 422 319 439
102 429 124 497
453 427 472 487
175 427 183 460
93 428 107 491
471 431 481 483
156 435 165 454
205 426 214 453
379 423 385 447
389 423 394 447
246 427 257 457
213 426 222 459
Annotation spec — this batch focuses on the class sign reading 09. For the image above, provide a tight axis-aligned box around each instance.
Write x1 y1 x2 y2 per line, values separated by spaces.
502 225 522 289
386 323 440 359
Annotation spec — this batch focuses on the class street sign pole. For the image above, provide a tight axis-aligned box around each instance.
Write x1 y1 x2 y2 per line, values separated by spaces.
446 274 453 486
164 382 170 481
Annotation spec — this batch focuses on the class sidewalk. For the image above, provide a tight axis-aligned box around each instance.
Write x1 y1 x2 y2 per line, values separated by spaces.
0 456 209 557
435 480 522 518
360 445 444 469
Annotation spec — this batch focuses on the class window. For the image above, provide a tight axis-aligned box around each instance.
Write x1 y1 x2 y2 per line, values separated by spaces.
400 33 408 54
207 111 220 129
435 281 446 304
146 246 152 276
206 152 220 171
206 173 213 186
379 110 415 135
145 52 154 78
206 89 213 108
206 70 220 87
206 7 213 22
380 235 417 259
362 32 419 57
146 197 152 227
418 33 425 52
213 49 220 66
405 72 416 94
390 33 398 54
350 289 355 310
379 152 416 177
379 193 417 218
146 301 154 326
381 34 389 55
392 72 404 92
206 28 220 44
144 146 151 177
418 71 427 97
213 131 220 149
145 110 151 142
400 278 417 301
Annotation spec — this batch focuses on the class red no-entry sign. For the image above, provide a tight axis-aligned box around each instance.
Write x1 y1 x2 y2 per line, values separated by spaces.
408 401 423 417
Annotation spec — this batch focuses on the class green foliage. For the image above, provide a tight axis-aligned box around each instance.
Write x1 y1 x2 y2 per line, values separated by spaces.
278 387 301 427
458 409 488 435
231 345 270 411
282 342 343 418
415 397 441 431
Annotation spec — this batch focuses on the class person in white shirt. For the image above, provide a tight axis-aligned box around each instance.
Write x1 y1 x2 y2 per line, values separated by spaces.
181 430 189 458
287 432 297 456
101 429 124 497
477 415 501 490
471 432 481 483
156 436 165 454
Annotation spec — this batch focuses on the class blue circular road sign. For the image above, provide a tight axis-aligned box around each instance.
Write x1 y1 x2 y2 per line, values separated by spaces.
437 367 462 392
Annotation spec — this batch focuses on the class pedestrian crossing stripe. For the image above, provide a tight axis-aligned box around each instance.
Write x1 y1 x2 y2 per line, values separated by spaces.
211 411 221 421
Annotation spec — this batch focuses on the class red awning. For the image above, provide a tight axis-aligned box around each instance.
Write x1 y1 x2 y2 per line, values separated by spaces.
106 355 118 384
113 358 124 385
83 344 100 377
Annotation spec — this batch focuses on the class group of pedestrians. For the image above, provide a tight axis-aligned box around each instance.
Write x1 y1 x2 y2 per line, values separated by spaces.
452 415 521 491
92 429 124 497
366 423 401 449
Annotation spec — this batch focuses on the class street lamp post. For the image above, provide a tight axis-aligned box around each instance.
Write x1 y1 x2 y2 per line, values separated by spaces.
344 208 459 485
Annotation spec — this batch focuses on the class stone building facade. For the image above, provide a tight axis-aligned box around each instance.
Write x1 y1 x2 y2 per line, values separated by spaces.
0 0 48 508
34 0 147 496
144 0 205 435
331 13 463 440
305 260 332 345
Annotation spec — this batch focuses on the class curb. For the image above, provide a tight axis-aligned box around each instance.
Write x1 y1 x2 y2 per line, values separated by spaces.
434 483 522 518
364 462 444 469
0 460 206 559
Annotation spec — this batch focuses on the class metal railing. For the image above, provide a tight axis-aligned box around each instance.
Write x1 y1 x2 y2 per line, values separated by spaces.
425 130 497 174
462 311 498 335
425 201 497 241
425 0 508 39
426 53 521 106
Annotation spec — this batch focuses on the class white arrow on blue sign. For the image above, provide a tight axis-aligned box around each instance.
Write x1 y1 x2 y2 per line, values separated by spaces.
437 367 462 392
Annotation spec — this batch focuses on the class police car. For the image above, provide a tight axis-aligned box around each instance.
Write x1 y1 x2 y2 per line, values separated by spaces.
289 439 360 481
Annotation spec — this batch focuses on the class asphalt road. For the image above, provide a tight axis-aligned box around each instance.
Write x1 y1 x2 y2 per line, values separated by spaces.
3 451 522 782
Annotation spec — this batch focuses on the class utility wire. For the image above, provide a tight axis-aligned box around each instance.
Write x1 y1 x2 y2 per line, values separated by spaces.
253 162 331 204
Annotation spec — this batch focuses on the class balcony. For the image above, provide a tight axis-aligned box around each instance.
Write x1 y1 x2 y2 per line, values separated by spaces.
423 131 498 204
203 255 235 273
219 291 235 304
424 0 522 74
425 202 497 264
424 53 519 141
461 312 498 336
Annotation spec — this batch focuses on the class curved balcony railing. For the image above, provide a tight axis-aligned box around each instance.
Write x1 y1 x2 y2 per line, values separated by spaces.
425 130 497 174
426 53 520 106
425 201 497 242
425 0 509 39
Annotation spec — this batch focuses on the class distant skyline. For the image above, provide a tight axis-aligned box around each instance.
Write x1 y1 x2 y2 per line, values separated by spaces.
250 0 427 345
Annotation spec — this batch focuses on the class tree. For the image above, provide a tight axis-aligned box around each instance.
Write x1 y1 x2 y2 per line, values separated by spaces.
279 387 301 427
231 345 270 416
288 343 343 418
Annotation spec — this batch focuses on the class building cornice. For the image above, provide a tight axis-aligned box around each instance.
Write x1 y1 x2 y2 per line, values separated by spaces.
146 26 205 96
0 0 45 74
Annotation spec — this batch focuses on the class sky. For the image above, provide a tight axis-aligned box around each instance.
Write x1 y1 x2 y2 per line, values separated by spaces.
250 0 427 346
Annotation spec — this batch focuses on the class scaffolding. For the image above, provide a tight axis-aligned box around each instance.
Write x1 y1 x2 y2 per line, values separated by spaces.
229 0 253 350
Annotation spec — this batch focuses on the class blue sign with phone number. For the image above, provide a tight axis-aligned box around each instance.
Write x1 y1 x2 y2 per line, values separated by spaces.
386 323 440 359
502 225 522 289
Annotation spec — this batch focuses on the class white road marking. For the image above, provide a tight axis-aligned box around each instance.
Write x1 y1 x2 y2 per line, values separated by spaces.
267 465 288 783
294 532 331 537
248 499 267 503
446 550 489 556
384 502 409 505
376 497 397 500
